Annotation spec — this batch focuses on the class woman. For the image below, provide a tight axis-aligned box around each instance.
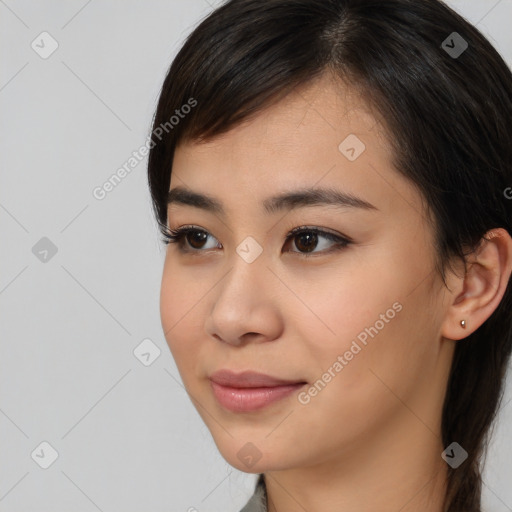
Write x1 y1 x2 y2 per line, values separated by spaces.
147 1 512 511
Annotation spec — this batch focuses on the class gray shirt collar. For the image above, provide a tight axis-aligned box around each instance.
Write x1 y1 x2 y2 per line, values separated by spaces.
239 474 267 512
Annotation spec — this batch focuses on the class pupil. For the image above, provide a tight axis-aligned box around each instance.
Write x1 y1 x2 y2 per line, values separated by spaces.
296 232 317 253
189 231 207 249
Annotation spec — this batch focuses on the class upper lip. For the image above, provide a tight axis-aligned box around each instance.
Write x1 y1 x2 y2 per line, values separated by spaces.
209 369 306 388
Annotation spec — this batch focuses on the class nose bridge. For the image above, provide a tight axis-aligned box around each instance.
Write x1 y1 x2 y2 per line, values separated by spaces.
218 236 269 303
205 236 280 344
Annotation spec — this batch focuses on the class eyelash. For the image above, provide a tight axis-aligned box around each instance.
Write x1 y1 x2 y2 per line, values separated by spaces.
161 225 351 258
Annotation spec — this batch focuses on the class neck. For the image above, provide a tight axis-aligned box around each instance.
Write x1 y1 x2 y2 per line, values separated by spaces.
264 414 449 512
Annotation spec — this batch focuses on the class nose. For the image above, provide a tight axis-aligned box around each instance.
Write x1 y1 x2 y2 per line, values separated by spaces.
204 253 283 347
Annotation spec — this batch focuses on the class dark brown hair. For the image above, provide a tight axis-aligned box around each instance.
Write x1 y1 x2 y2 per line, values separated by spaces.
147 1 512 510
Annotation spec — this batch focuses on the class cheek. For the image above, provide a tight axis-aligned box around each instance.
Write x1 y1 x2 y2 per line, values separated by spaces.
287 257 402 352
159 263 178 342
294 246 432 397
287 299 423 458
159 260 202 378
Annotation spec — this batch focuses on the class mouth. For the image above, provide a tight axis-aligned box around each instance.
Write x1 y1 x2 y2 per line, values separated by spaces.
209 369 307 412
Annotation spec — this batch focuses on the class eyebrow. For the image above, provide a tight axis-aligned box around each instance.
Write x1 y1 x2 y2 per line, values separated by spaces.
166 185 378 216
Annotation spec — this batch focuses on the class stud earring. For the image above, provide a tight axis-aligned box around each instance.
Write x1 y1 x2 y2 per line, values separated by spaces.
460 319 466 328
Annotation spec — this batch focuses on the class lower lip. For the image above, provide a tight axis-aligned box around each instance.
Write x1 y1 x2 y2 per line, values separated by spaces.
210 381 306 412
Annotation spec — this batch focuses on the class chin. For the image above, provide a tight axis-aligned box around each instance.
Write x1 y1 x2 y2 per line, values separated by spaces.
213 439 291 474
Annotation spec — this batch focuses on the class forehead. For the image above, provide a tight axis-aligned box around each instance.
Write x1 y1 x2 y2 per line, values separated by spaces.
170 73 409 219
179 73 389 156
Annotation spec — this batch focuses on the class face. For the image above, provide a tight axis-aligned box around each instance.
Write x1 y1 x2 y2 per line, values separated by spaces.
160 73 454 474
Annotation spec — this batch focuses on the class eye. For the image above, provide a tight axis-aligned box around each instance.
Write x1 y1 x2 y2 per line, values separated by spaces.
162 225 351 257
283 226 351 257
162 225 221 252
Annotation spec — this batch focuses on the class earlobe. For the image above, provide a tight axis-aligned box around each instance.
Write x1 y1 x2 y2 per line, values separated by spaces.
441 228 512 342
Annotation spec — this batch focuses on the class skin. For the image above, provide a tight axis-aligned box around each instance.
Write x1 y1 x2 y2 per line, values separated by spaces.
160 72 512 512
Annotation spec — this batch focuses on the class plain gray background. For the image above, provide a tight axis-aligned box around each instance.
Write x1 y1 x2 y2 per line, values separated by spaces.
1 1 511 511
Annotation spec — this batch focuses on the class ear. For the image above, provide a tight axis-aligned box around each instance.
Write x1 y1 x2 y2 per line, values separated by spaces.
441 228 512 341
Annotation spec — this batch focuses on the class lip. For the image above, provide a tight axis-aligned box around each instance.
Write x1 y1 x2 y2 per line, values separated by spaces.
209 370 307 412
